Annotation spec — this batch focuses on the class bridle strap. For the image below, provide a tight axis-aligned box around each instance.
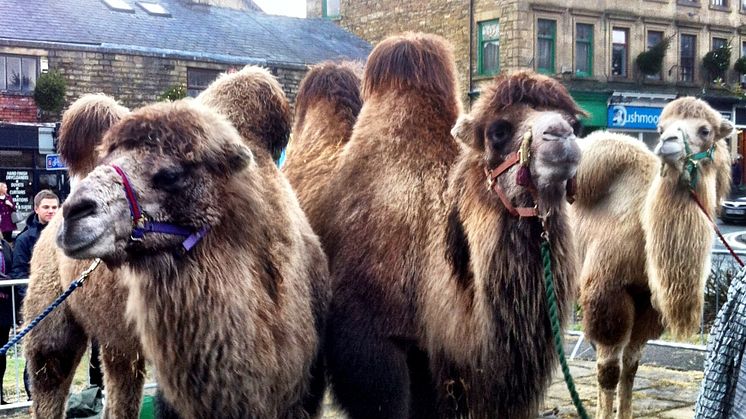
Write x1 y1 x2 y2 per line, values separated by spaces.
110 164 208 251
484 152 539 218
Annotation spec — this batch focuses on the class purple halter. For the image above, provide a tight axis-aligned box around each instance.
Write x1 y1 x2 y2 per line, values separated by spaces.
111 165 208 252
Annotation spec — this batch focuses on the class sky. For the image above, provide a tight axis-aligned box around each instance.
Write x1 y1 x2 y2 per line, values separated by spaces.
253 0 306 18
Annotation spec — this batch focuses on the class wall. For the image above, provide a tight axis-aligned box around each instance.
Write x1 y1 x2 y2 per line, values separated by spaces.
0 45 307 123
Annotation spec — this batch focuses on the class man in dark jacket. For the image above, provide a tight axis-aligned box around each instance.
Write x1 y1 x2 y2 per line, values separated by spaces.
9 189 59 282
9 189 58 401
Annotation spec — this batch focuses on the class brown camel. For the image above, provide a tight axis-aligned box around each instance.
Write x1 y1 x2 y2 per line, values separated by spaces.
574 97 732 419
22 94 144 419
55 94 329 418
283 61 362 238
312 32 583 419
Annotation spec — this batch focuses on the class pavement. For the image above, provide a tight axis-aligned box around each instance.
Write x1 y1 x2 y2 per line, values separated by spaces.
321 336 705 419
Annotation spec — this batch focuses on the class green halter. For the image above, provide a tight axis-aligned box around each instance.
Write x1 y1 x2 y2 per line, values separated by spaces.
680 128 715 190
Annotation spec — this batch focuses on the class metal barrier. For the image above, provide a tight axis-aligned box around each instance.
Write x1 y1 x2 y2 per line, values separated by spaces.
0 279 32 410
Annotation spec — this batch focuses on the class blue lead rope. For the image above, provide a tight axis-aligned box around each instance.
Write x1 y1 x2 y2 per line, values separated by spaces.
0 259 101 356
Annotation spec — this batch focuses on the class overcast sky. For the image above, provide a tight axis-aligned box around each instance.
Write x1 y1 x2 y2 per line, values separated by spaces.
253 0 305 18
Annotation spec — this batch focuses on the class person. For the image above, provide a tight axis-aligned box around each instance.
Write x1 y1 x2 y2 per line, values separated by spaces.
0 183 16 243
732 155 743 189
0 238 13 404
9 189 59 401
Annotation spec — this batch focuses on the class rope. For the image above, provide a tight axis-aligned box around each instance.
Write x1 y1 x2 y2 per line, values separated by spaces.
0 259 101 356
690 190 745 268
541 239 590 419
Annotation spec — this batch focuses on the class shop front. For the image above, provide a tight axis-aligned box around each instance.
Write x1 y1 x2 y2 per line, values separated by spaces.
0 122 70 225
606 92 675 150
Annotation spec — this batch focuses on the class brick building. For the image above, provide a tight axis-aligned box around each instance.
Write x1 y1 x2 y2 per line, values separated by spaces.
0 0 369 216
309 0 746 150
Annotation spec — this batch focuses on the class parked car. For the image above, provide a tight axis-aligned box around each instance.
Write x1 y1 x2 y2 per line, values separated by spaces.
721 196 746 224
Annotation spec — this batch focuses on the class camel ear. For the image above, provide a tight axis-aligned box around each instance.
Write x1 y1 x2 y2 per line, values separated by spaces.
451 115 477 148
204 142 254 176
717 118 735 139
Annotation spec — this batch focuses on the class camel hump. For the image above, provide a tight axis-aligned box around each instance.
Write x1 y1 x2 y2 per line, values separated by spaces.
58 93 129 177
362 32 458 104
574 131 658 205
197 65 291 161
294 61 362 131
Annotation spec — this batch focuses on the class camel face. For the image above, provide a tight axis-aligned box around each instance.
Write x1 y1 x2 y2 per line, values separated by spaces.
655 97 734 171
58 100 253 264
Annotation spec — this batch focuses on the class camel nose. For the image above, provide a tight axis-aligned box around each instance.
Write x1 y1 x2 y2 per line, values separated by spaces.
661 134 678 143
63 197 98 223
539 118 575 142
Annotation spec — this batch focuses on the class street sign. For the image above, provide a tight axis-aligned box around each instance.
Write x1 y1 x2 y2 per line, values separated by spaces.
607 105 663 130
45 153 66 170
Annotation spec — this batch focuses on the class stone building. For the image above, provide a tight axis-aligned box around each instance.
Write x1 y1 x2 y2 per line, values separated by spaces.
309 0 746 149
0 0 369 214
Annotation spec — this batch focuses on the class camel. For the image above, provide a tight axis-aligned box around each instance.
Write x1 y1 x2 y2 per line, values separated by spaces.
22 94 145 419
23 66 316 418
307 32 583 418
283 61 362 238
573 97 732 419
54 91 329 418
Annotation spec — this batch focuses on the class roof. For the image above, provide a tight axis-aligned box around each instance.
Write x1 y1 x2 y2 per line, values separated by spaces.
0 0 371 67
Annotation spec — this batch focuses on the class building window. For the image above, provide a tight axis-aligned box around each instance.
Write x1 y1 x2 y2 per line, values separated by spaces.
537 19 556 74
575 23 593 77
478 20 500 76
713 37 727 50
680 34 697 82
742 0 746 10
742 40 746 57
187 68 221 97
612 28 629 78
646 31 664 80
0 55 38 92
711 0 727 6
322 0 340 18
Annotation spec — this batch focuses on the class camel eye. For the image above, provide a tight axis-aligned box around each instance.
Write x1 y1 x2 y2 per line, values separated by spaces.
570 119 582 136
152 167 185 191
486 120 513 147
699 126 711 137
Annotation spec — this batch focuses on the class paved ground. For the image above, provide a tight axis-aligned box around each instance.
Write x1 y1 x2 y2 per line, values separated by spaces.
320 358 703 419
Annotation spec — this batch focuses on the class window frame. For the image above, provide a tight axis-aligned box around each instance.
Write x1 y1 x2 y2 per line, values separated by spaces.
186 67 222 98
322 0 340 19
611 27 630 78
536 18 556 75
646 30 665 80
680 33 697 83
0 54 39 93
574 23 593 78
477 19 500 76
712 37 728 50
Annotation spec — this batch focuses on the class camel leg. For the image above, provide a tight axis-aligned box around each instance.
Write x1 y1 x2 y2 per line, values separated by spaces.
595 343 625 419
615 343 643 419
100 346 146 419
24 310 88 419
326 300 410 419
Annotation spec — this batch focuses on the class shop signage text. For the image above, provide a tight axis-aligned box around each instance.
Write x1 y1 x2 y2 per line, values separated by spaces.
607 105 662 130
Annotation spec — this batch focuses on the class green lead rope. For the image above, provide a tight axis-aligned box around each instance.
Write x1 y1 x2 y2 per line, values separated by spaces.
680 128 715 190
541 239 590 419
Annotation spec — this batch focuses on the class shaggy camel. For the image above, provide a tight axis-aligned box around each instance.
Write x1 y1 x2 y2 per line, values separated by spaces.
283 61 362 237
314 32 583 418
574 97 732 419
55 95 329 418
21 94 145 419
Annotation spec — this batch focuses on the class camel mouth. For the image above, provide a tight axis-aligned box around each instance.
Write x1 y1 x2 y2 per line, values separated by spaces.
57 217 118 260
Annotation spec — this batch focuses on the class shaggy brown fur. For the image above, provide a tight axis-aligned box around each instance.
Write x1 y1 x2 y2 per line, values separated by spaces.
196 66 291 162
22 94 145 419
317 32 580 419
57 95 330 418
574 97 732 419
283 61 362 238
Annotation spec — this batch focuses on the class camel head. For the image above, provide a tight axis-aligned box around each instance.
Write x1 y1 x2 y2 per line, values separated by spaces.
655 97 733 175
58 94 130 178
57 100 253 265
453 71 584 210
